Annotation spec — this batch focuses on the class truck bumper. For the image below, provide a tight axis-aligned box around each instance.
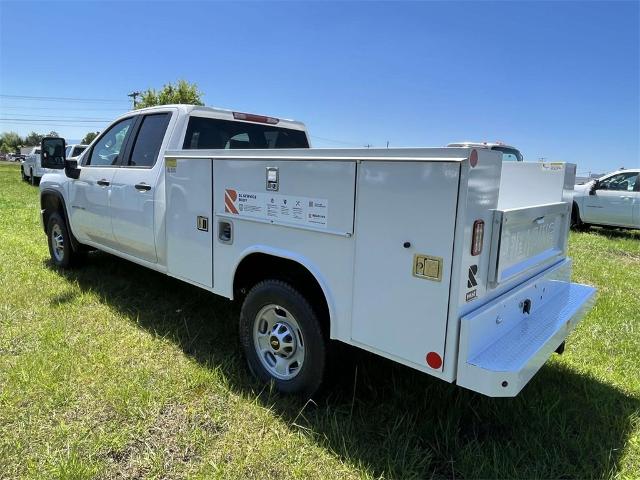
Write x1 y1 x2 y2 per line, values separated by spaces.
456 259 595 397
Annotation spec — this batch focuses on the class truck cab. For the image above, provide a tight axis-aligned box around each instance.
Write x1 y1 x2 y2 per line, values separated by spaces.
572 169 640 229
447 141 524 162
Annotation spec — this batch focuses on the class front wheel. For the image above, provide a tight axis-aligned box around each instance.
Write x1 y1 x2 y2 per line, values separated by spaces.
239 280 327 397
30 169 36 186
47 212 82 268
21 167 27 181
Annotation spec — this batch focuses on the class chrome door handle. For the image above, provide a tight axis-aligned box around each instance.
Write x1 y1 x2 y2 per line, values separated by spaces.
96 179 110 186
135 183 151 191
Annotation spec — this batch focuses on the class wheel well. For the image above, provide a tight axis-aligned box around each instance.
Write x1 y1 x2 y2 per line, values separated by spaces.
41 192 63 233
233 253 331 335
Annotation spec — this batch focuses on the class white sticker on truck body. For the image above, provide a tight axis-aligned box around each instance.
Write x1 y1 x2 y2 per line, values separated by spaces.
224 188 328 228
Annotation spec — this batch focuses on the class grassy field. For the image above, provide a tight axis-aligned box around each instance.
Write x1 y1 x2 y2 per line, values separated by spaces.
0 161 638 479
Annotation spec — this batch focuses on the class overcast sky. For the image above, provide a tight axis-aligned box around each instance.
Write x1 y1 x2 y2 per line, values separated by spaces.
1 0 638 174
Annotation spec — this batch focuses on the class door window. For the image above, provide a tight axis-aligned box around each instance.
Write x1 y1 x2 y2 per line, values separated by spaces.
85 117 134 166
598 172 638 192
126 113 171 167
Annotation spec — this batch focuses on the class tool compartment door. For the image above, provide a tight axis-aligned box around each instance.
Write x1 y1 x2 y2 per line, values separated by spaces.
351 161 460 371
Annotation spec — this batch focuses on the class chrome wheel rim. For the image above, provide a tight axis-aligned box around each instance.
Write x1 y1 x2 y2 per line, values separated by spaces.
253 305 305 380
51 224 64 262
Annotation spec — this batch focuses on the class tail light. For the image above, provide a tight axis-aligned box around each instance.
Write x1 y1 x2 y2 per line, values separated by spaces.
233 111 279 125
471 220 484 256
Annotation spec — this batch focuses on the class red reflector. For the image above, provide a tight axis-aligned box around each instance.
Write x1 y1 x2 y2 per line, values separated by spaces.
469 149 478 167
232 111 279 125
426 351 443 369
471 219 484 256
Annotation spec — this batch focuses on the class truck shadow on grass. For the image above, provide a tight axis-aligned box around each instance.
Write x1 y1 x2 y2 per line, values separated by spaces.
48 252 639 479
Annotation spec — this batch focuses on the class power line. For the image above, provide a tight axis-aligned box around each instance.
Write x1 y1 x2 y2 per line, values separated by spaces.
309 134 364 147
1 113 113 121
0 94 128 104
0 119 109 125
0 105 126 112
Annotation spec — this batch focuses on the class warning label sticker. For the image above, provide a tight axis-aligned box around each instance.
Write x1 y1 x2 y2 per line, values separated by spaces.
541 162 564 171
224 188 328 228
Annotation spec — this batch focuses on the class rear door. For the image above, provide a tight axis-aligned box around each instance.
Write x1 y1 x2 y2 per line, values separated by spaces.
583 172 637 227
110 111 173 263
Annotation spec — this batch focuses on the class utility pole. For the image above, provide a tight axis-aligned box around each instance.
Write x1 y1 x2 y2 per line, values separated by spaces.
386 141 389 148
128 91 141 109
364 144 371 148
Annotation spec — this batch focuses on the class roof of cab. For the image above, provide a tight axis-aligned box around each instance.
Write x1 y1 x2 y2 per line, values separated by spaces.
447 141 520 151
120 104 307 132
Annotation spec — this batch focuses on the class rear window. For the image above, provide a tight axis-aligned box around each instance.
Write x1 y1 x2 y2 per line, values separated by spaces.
71 146 86 157
492 146 523 162
183 116 309 149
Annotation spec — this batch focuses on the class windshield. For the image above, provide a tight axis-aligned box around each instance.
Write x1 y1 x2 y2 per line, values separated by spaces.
183 116 309 149
492 146 523 162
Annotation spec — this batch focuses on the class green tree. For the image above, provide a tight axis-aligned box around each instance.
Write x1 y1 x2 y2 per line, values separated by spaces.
48 131 59 137
81 131 100 144
136 79 204 109
0 132 23 153
24 131 44 146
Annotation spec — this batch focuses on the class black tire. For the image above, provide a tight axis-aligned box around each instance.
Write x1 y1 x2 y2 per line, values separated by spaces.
21 167 27 181
46 212 82 268
570 203 588 231
30 169 36 186
239 280 327 397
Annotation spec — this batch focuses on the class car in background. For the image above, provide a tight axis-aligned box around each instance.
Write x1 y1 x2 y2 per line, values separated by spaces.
447 141 524 162
65 144 88 159
572 169 640 230
21 147 41 184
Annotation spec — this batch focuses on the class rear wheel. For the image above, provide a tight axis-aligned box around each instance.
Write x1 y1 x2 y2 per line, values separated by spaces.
30 169 36 186
239 280 326 397
46 212 82 268
21 167 27 181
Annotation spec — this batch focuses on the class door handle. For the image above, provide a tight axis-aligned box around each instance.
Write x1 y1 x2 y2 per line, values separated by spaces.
135 183 151 191
96 179 110 186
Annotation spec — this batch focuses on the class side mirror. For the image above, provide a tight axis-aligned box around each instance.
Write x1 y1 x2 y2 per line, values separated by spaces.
589 181 599 195
40 137 66 169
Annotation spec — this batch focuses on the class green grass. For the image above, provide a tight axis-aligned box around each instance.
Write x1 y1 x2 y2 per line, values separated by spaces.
0 160 638 479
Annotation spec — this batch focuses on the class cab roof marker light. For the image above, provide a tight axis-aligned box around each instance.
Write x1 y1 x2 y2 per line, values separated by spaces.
471 220 484 256
232 112 279 125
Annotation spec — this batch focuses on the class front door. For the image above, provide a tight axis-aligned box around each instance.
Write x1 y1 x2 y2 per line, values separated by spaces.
68 116 136 248
110 112 172 263
583 172 638 227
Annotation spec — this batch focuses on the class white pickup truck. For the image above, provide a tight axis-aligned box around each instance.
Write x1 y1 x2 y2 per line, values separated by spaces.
21 146 41 184
572 169 640 230
38 104 595 397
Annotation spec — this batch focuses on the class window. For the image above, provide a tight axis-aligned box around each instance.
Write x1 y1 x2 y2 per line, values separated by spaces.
71 146 86 157
85 117 134 166
599 172 638 192
492 146 523 162
126 113 170 167
183 116 309 150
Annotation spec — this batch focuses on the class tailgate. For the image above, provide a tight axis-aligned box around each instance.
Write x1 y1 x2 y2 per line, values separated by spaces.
488 202 570 286
456 259 596 397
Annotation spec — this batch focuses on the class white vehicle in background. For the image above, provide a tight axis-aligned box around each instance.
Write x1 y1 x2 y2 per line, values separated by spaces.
65 144 88 159
38 104 595 398
572 169 640 230
21 146 42 184
447 141 524 162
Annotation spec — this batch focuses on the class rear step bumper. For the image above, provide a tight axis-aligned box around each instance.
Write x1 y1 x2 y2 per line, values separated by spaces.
456 259 596 397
